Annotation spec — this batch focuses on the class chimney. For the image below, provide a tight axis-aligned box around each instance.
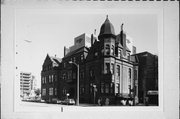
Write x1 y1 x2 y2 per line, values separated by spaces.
120 23 127 56
132 46 136 54
91 34 94 46
64 46 66 56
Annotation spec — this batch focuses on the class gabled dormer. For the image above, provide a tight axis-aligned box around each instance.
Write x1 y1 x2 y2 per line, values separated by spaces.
86 40 100 62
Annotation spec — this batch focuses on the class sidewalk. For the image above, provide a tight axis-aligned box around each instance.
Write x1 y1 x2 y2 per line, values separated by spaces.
79 103 98 107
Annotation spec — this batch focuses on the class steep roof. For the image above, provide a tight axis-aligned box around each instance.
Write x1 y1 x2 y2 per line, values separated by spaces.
50 56 62 64
98 16 116 40
43 54 61 67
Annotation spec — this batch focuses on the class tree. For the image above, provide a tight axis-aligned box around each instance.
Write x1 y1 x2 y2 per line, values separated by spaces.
34 88 41 96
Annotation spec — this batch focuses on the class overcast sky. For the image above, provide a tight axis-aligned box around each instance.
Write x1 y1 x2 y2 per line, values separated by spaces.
15 10 158 88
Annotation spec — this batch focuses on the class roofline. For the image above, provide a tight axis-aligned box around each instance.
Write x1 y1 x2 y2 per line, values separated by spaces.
132 51 157 56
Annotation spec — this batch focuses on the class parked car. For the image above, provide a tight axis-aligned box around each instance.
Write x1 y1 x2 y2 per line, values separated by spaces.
61 99 75 105
56 100 62 104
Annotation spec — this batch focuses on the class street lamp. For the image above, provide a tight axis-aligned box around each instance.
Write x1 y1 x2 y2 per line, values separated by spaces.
66 93 69 99
69 61 79 106
66 93 70 105
93 85 97 104
91 84 97 104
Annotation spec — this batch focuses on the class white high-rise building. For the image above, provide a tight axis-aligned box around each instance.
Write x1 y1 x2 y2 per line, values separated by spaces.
20 72 35 97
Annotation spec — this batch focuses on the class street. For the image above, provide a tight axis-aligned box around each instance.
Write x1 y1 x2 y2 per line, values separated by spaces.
18 101 101 112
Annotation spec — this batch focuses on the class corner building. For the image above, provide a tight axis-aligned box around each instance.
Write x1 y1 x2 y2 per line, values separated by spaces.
84 17 138 104
60 16 138 105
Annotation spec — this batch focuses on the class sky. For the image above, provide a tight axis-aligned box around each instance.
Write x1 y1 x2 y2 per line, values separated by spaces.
15 10 158 88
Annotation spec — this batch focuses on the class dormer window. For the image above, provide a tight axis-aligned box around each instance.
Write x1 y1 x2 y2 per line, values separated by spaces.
73 57 76 63
80 54 84 61
118 49 122 58
127 53 130 61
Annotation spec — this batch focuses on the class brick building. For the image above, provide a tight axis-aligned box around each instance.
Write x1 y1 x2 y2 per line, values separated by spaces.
41 54 62 102
134 52 158 105
57 16 138 105
83 17 138 104
41 16 158 105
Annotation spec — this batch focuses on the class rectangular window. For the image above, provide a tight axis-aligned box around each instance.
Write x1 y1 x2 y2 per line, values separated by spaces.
134 70 137 81
63 73 66 80
42 77 44 84
49 88 53 96
72 72 76 79
110 83 114 94
54 75 57 82
69 71 72 79
49 75 51 83
111 45 114 55
111 63 114 74
81 54 84 62
44 77 46 84
117 65 120 76
52 75 54 82
42 88 46 96
129 68 131 79
63 88 66 95
55 88 57 95
115 84 120 94
101 83 104 93
118 49 121 58
105 63 110 74
80 86 85 94
105 84 109 93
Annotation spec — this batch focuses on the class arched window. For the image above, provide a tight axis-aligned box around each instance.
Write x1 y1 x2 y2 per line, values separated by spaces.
105 44 110 55
127 53 130 61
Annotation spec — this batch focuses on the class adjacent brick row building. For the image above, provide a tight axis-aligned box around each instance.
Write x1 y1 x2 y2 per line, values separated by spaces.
41 16 158 105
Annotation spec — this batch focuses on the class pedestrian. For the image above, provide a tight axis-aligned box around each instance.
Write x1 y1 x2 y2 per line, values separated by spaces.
98 98 101 106
105 98 109 106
